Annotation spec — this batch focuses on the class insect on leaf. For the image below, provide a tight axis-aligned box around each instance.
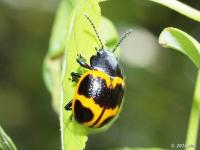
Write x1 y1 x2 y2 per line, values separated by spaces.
61 0 101 149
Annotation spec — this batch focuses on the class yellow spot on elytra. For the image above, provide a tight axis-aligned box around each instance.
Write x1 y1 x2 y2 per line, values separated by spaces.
112 77 125 88
77 70 111 88
93 106 119 128
72 95 103 126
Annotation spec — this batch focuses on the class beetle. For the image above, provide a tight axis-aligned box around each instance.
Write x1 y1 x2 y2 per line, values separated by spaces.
65 15 132 128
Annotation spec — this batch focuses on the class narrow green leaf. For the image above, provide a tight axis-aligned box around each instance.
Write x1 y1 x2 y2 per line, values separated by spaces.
0 126 17 150
186 70 200 148
159 27 200 68
61 0 101 149
149 0 200 22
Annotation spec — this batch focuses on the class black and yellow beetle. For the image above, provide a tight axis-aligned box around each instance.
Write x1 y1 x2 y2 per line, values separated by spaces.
65 15 132 128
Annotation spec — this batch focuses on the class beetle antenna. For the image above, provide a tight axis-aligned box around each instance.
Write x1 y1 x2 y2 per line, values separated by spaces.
84 15 104 49
113 29 133 53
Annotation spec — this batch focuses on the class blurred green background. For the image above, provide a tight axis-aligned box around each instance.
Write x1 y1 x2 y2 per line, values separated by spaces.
0 0 200 149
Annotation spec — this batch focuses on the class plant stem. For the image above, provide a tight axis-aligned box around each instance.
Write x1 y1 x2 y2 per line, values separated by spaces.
186 70 200 149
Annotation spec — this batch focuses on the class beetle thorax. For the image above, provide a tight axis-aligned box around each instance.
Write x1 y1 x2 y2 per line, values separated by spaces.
90 49 123 78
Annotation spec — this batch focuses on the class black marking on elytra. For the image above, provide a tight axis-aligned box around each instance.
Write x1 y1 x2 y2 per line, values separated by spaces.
78 74 124 109
74 100 94 123
78 74 108 102
94 83 124 109
108 84 124 107
92 107 106 127
99 116 114 128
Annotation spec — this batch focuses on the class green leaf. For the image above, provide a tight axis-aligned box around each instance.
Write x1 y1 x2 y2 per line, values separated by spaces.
43 0 74 114
48 0 73 58
0 126 17 150
44 0 120 148
159 27 200 68
61 0 101 149
43 57 62 114
149 0 200 22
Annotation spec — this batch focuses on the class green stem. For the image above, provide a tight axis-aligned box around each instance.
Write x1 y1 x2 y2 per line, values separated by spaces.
186 70 200 149
149 0 200 22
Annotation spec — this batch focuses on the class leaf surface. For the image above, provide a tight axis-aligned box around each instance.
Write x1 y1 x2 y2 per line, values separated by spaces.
159 27 200 68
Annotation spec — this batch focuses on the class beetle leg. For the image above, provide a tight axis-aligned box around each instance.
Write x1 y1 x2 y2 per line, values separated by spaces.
76 54 91 69
71 72 81 83
65 101 73 120
65 100 72 110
